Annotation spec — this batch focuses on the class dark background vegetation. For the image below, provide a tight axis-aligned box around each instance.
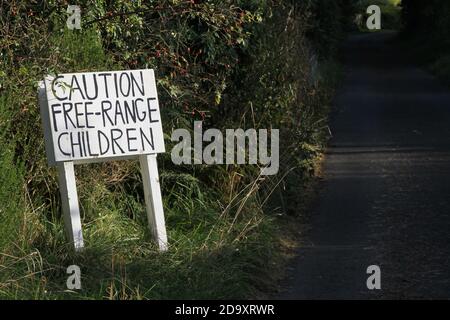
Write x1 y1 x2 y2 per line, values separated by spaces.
401 0 450 84
2 0 448 299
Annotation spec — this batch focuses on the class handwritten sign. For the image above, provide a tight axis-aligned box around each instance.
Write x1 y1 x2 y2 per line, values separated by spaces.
43 69 165 164
39 69 168 251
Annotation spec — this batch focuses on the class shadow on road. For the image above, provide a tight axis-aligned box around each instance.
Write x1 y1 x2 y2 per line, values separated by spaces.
279 31 450 299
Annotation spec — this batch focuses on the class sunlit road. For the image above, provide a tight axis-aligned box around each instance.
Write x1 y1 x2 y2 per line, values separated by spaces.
281 31 450 299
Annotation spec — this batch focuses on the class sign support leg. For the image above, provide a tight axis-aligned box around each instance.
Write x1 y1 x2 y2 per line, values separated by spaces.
57 161 84 251
139 154 168 251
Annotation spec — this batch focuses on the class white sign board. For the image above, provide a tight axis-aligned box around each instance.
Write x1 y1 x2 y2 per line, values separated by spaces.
43 69 165 165
39 69 168 251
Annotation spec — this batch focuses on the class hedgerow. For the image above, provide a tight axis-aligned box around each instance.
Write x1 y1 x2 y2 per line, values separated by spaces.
0 0 349 298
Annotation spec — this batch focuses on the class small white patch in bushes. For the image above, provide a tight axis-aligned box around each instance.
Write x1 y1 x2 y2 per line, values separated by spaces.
308 53 321 86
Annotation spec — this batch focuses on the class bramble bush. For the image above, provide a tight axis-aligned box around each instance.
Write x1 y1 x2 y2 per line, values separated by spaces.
0 0 349 298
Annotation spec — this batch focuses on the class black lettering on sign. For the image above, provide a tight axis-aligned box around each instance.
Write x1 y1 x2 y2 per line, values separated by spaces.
113 73 119 98
82 74 98 100
70 131 83 157
119 72 131 97
85 102 95 129
63 103 76 130
147 98 159 123
124 100 136 124
130 71 145 96
111 128 125 154
97 73 112 98
69 75 85 100
58 132 70 156
101 101 114 126
135 98 145 121
46 70 164 162
75 102 84 128
114 101 125 125
126 128 138 152
86 131 98 157
140 127 155 151
51 104 62 131
98 130 110 155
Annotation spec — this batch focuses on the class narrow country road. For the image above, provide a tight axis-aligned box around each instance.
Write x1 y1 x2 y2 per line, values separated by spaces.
281 32 450 299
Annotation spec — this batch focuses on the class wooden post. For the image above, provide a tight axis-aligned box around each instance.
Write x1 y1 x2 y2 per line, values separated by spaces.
57 161 84 251
139 154 168 251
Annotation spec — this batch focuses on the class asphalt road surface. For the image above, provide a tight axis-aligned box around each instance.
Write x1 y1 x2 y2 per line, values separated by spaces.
280 32 450 299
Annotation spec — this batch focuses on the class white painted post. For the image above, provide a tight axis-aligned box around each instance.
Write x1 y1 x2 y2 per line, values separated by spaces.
57 161 84 251
40 70 168 251
139 154 168 251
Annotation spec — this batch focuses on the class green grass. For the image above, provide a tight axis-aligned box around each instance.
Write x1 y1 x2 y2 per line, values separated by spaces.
0 172 279 299
0 162 329 299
